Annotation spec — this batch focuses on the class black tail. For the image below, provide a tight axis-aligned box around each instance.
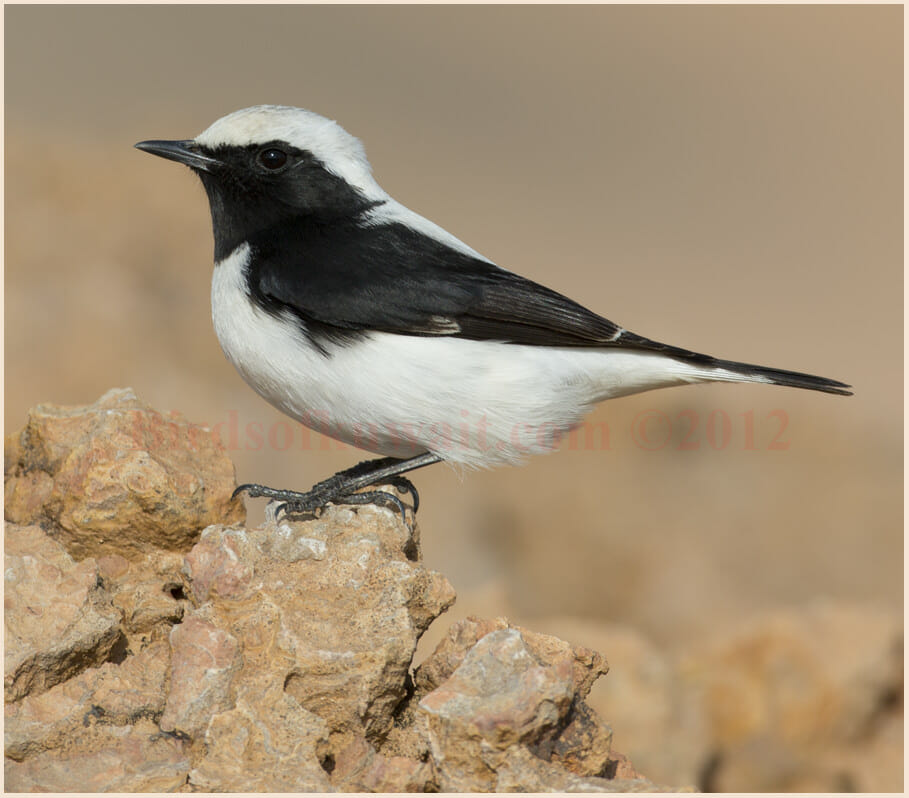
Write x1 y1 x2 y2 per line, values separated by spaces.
617 330 853 396
710 357 853 396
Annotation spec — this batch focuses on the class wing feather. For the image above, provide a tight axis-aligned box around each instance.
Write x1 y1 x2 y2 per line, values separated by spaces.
245 215 851 395
250 216 629 346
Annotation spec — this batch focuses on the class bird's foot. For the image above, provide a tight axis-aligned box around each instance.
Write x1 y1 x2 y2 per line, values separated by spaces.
232 474 418 524
231 453 441 524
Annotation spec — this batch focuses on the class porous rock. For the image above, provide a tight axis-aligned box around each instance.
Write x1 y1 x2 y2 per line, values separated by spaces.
98 549 190 649
5 641 170 762
158 613 241 740
544 616 710 787
407 618 666 792
331 734 436 792
4 720 190 792
4 387 243 560
141 501 458 792
189 688 332 792
4 523 122 702
492 745 674 792
170 505 457 760
5 392 674 792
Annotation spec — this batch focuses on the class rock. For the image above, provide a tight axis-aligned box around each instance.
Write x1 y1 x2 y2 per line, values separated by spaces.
5 642 170 760
417 626 574 791
414 615 513 695
330 732 436 792
548 701 615 778
4 388 243 560
419 628 576 746
4 524 122 702
5 641 169 761
406 618 669 792
4 392 681 792
4 720 190 792
169 506 456 754
158 614 241 739
492 745 677 792
189 689 332 792
414 615 608 701
536 616 709 787
99 550 189 649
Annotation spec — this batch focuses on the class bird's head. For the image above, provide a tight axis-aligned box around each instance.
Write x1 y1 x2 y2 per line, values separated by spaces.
136 105 387 258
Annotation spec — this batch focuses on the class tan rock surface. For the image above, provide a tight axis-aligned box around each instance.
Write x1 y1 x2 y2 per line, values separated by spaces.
5 388 243 560
170 506 457 767
189 688 333 792
332 735 437 792
409 619 668 792
531 607 903 792
4 524 122 702
6 641 169 761
99 549 189 649
158 613 241 740
418 628 576 790
536 616 710 786
3 393 685 791
5 720 191 792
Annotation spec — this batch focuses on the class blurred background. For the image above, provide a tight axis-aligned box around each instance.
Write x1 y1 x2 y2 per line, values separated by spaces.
5 5 901 790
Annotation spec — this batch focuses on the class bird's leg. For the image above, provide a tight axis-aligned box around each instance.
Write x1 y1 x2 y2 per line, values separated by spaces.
232 452 442 522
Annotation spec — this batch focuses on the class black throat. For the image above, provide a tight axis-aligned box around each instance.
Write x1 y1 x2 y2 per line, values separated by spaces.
194 144 381 263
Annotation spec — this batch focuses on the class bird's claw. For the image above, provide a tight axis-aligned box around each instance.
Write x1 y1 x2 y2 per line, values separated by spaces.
386 476 420 513
234 482 412 525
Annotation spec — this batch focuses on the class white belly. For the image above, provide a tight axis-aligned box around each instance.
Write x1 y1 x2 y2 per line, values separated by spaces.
211 243 730 468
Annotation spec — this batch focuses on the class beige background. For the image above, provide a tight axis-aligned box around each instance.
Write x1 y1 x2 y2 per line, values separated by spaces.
5 3 902 780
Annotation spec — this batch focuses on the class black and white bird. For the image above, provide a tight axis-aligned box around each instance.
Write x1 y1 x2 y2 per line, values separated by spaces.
136 105 851 519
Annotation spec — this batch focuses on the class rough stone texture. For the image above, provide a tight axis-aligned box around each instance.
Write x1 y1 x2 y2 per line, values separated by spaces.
4 524 122 702
5 720 191 792
158 613 241 740
549 701 616 777
5 641 169 762
332 735 437 792
98 549 190 650
420 628 577 748
404 618 669 792
537 608 904 792
3 393 682 792
413 615 608 701
171 506 458 791
491 745 675 792
4 387 243 560
189 689 333 792
542 616 710 787
191 507 457 743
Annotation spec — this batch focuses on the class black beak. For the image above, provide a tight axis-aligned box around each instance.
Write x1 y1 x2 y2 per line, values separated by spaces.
134 139 220 173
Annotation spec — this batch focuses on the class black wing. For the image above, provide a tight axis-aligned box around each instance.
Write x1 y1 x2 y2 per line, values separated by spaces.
246 215 851 395
248 215 634 346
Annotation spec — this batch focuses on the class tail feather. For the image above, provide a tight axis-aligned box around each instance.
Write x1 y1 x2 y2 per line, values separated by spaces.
616 331 853 396
709 357 853 396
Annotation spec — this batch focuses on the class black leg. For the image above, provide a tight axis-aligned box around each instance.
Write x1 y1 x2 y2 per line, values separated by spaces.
232 452 443 523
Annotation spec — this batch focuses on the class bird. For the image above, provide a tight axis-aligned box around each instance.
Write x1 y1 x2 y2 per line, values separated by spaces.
135 105 851 520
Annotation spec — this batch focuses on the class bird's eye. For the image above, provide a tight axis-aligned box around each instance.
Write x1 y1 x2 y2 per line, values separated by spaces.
258 148 288 170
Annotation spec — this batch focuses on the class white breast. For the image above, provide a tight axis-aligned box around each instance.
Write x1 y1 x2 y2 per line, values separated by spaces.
211 244 732 468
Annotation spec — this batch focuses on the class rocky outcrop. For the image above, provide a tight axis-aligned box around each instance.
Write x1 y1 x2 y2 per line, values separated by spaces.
4 390 672 792
10 390 897 791
5 388 243 560
5 524 123 703
401 617 649 792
